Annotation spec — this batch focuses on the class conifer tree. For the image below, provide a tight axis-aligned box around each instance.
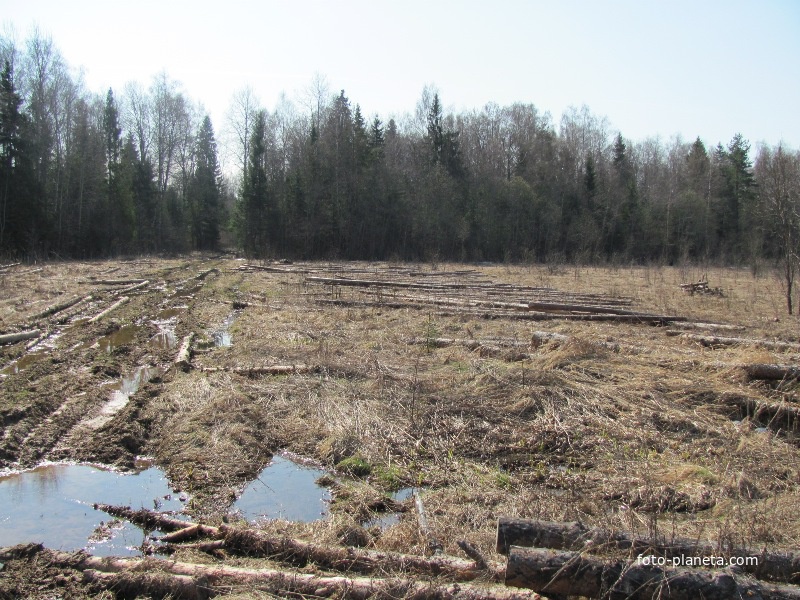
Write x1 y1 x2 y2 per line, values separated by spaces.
189 115 221 250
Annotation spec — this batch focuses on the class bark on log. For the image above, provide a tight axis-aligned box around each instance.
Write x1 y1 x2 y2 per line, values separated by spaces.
94 503 500 582
83 569 207 600
0 329 42 345
408 332 620 353
94 503 219 537
669 321 746 332
740 364 800 382
666 331 800 351
75 555 539 600
159 524 206 543
88 296 129 323
506 546 800 600
199 364 315 376
174 333 194 371
496 518 800 584
219 525 497 580
316 298 682 324
114 279 149 295
80 278 147 285
5 543 528 600
29 295 91 321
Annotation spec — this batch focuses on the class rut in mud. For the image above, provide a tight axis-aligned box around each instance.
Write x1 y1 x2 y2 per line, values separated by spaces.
0 257 799 598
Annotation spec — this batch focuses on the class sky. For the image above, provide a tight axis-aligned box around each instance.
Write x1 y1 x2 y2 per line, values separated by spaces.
2 0 799 156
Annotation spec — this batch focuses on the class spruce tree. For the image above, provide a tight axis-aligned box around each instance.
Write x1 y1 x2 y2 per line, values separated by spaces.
189 115 221 250
0 59 38 253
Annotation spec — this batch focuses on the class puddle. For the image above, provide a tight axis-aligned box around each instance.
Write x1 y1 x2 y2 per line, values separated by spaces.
150 331 176 350
149 318 177 350
213 311 240 347
172 283 203 298
157 306 186 319
233 454 331 522
86 366 163 429
1 351 47 376
0 463 185 556
89 324 144 353
362 487 415 529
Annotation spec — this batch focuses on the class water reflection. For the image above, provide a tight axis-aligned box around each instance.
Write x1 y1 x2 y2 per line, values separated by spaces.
0 463 184 556
233 455 330 522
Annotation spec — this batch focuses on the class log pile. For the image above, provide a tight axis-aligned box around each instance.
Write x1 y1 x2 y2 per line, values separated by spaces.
0 542 540 600
0 503 543 600
301 270 685 325
680 279 724 297
497 518 800 598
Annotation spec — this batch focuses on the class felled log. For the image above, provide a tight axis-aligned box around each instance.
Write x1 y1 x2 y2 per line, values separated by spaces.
94 503 219 537
0 329 41 345
174 333 194 371
669 321 746 332
29 295 91 321
113 279 149 294
408 332 620 353
496 518 800 584
77 555 539 600
506 547 800 599
88 296 129 323
82 569 206 600
94 503 500 582
220 525 494 580
80 278 147 285
740 364 800 382
666 331 800 351
199 364 314 376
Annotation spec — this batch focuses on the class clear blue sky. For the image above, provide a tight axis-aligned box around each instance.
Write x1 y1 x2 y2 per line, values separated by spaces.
3 0 799 151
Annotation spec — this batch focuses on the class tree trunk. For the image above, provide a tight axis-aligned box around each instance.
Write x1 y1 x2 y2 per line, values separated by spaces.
0 329 42 345
505 547 800 600
0 544 536 600
174 333 194 371
94 503 500 581
666 331 800 351
29 295 91 321
88 296 129 323
496 518 800 584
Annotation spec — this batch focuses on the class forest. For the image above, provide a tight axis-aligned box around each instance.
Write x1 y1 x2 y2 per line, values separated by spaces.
1 32 799 291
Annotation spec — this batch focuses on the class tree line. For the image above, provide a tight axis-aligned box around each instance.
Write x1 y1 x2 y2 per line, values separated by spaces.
1 31 799 310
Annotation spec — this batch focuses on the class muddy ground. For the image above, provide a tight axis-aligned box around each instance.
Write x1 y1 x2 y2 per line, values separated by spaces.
0 256 798 598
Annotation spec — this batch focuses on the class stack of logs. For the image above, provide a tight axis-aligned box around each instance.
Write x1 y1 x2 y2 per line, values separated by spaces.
4 507 800 599
680 279 724 297
498 517 800 599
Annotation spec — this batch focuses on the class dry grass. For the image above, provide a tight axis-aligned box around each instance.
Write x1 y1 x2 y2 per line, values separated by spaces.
1 257 799 597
